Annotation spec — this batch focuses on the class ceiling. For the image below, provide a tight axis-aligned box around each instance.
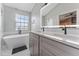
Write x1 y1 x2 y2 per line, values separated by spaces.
3 3 58 15
41 3 58 16
3 3 35 12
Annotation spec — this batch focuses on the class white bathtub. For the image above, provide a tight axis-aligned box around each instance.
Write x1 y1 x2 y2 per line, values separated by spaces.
2 34 29 49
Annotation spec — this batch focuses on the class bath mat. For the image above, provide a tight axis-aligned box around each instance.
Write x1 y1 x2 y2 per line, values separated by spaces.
12 45 27 54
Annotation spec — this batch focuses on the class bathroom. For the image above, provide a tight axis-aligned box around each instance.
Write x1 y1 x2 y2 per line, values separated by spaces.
0 3 32 56
0 3 79 56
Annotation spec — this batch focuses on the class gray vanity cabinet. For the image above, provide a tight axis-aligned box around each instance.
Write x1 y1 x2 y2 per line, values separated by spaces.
30 32 79 56
40 36 79 56
29 33 39 56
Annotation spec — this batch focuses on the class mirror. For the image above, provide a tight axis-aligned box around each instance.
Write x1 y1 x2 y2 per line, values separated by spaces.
41 10 77 28
40 3 58 27
59 11 76 25
40 3 78 28
42 16 53 26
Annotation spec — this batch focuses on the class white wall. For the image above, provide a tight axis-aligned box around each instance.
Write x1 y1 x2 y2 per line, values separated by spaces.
2 5 30 35
0 4 1 56
31 3 44 32
44 3 79 35
0 4 2 37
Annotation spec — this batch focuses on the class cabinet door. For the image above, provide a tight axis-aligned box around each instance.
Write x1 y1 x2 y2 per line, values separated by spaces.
29 33 39 56
41 37 67 56
40 36 79 56
29 33 34 56
33 34 39 56
49 39 79 56
40 37 56 56
40 47 54 56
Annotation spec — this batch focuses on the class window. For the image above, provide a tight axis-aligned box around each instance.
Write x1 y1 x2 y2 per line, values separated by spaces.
16 14 29 30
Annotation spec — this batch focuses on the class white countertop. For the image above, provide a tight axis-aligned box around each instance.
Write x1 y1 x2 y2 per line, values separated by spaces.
31 31 79 49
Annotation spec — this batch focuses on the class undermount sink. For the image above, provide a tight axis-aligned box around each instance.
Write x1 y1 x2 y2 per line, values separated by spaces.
41 32 79 43
43 32 66 38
